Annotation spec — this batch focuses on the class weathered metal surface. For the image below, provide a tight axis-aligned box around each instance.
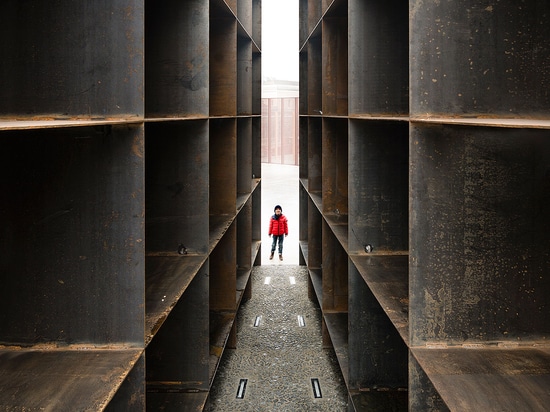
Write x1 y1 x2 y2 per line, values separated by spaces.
237 38 253 115
0 125 144 345
322 15 348 116
145 255 206 342
307 37 323 115
409 352 450 412
322 118 348 215
210 223 238 312
210 18 238 116
106 353 146 412
349 0 408 115
0 348 143 411
0 1 143 119
348 120 408 253
410 0 550 118
308 196 323 269
237 118 253 192
209 118 237 214
146 265 210 390
410 123 550 345
321 221 348 311
350 254 409 345
146 0 209 118
349 264 408 391
145 121 209 254
412 347 550 411
307 117 323 191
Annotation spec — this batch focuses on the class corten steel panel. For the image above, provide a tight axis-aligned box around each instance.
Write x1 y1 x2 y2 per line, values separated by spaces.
410 0 550 118
308 37 323 115
237 201 253 269
252 53 262 115
322 222 348 311
146 265 210 389
252 0 262 48
308 197 323 269
0 349 143 411
225 0 238 15
348 120 409 254
349 264 408 390
300 185 309 242
145 0 209 118
299 51 309 114
145 121 209 254
299 117 309 178
409 352 450 411
299 0 309 47
252 117 262 178
349 0 408 116
210 18 237 116
322 118 348 215
0 125 144 345
410 124 550 345
238 0 253 35
307 0 323 37
209 118 237 215
308 117 323 192
237 118 252 193
322 15 348 116
106 353 146 412
252 182 262 242
237 38 253 115
412 347 550 411
0 1 143 119
210 223 237 311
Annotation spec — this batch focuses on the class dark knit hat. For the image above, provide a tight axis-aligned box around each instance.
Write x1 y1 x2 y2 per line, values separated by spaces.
274 205 282 212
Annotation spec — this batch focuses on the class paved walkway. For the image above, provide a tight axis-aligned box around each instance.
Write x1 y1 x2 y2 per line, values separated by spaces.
208 265 348 411
261 163 300 265
208 164 348 411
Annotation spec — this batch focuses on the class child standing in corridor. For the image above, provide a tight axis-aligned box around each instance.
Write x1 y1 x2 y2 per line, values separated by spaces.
268 205 288 261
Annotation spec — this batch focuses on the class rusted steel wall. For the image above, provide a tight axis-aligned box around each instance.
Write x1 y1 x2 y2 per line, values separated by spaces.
0 1 143 119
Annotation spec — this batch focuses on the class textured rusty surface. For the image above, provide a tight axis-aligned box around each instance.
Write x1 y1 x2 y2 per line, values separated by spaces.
410 124 550 345
0 125 144 346
0 1 143 119
0 348 143 411
410 0 550 118
412 347 550 411
146 0 209 118
348 120 409 253
349 0 408 116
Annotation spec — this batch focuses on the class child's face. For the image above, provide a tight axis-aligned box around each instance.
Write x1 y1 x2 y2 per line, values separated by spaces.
275 209 281 215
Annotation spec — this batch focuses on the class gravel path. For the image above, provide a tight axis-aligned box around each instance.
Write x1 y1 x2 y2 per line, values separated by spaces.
208 265 348 411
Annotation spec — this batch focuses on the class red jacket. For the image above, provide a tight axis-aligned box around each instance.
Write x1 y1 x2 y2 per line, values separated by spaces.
268 214 288 236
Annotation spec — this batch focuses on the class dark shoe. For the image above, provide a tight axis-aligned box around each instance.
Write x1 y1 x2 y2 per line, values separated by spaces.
269 252 274 260
279 254 283 261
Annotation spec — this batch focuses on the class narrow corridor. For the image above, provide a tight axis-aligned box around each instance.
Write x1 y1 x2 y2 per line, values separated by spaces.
208 265 348 411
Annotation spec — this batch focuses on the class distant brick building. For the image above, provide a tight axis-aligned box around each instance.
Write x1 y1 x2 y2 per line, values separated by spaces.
262 79 299 165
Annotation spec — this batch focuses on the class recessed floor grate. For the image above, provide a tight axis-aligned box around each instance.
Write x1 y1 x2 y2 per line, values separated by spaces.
311 378 322 398
236 379 248 399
